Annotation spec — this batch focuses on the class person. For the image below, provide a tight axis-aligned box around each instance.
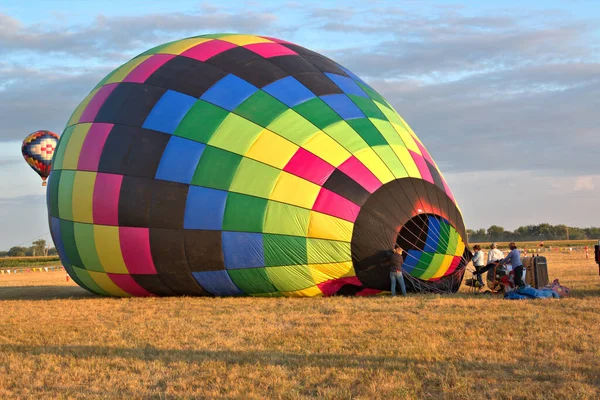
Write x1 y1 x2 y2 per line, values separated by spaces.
388 245 406 296
472 244 507 289
498 242 525 288
471 245 485 287
487 242 504 264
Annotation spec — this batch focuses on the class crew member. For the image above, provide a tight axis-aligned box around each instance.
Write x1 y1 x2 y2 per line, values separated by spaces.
499 242 525 288
471 245 485 287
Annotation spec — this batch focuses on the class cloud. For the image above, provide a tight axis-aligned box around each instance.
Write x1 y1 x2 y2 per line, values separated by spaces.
0 4 598 173
447 170 600 230
0 5 287 143
303 7 599 177
374 72 600 175
0 158 23 167
0 194 46 205
0 63 108 142
327 10 596 80
574 176 597 191
282 5 599 181
0 10 279 61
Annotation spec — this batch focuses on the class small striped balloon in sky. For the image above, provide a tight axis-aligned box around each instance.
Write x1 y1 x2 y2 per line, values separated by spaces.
22 130 60 186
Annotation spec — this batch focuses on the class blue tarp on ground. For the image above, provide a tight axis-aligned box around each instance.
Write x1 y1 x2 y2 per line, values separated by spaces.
505 286 560 300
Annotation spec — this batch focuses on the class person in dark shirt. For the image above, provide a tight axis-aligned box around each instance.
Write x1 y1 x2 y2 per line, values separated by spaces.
499 242 525 288
388 245 406 296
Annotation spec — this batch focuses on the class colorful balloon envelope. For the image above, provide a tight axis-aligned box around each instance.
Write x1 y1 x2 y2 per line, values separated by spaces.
47 34 469 297
22 130 60 186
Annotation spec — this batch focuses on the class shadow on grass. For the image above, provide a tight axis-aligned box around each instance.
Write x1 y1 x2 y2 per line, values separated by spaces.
566 287 600 298
2 343 599 390
0 343 552 370
0 285 97 301
2 282 598 301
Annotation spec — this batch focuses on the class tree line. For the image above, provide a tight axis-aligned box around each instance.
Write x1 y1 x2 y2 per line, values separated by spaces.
467 223 600 243
0 239 57 257
2 225 599 257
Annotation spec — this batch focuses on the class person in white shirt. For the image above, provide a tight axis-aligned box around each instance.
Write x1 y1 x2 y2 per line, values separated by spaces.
487 242 504 264
470 245 485 287
473 244 504 287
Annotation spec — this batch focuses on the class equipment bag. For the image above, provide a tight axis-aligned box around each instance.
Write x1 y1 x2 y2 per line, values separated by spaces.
522 256 549 288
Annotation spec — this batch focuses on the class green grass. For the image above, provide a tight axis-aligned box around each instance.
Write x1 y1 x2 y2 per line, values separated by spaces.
0 256 61 269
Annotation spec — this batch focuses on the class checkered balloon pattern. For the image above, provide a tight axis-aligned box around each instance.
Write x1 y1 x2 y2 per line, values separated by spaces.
22 130 60 183
47 34 469 297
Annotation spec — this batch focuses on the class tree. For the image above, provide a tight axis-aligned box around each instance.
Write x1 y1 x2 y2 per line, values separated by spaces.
7 246 27 257
469 223 600 241
584 227 600 239
509 229 522 240
538 223 554 239
0 251 8 257
567 227 586 240
487 225 505 241
48 247 58 256
32 239 47 257
554 224 568 240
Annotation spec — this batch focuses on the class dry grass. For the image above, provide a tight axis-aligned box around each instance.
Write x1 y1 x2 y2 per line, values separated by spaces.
1 253 599 399
471 240 598 250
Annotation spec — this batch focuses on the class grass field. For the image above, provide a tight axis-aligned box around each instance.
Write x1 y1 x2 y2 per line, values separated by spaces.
0 256 61 269
1 252 599 399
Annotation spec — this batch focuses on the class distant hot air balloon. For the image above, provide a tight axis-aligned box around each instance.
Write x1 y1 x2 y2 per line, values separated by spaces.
21 130 60 186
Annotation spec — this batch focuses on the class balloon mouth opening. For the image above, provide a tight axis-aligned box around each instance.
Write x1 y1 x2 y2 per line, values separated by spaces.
396 213 440 254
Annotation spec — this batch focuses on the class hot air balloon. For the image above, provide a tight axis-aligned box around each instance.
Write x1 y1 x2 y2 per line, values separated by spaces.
22 130 60 186
47 34 469 297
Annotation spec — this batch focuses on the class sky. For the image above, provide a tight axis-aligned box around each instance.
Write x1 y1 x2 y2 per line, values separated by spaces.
0 0 599 249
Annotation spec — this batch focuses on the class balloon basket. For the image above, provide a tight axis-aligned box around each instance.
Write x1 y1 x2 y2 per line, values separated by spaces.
42 181 47 187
